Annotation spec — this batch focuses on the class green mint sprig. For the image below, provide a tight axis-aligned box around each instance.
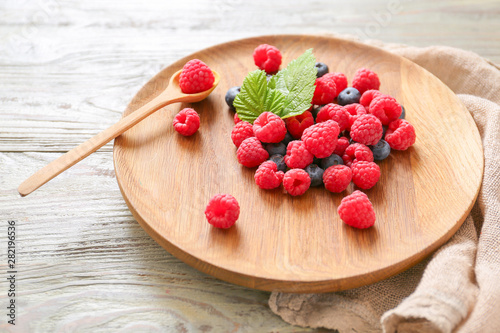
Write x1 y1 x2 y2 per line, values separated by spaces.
233 49 316 123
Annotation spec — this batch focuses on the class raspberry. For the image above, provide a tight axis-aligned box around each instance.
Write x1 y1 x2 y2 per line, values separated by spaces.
231 121 254 148
234 113 242 124
173 108 200 136
284 140 314 169
352 68 380 94
351 161 381 189
178 59 215 94
253 112 287 143
359 89 383 109
254 161 285 189
342 143 374 167
337 190 376 229
323 165 352 193
205 194 240 229
285 111 314 139
316 104 350 132
283 169 311 196
344 103 368 130
333 136 350 156
301 120 340 158
323 72 348 96
350 114 383 146
312 76 336 105
385 119 416 150
253 44 282 74
237 137 269 167
369 95 402 125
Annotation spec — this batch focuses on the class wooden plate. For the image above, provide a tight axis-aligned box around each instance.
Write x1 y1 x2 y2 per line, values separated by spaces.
113 35 483 293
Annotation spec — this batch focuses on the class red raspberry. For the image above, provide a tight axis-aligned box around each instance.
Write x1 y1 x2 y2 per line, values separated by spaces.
284 140 314 169
237 137 269 167
344 103 368 130
234 113 242 124
352 68 380 94
312 76 336 105
253 44 282 74
333 136 350 156
351 161 380 189
385 119 416 150
323 72 348 96
338 190 376 229
285 111 314 139
178 59 215 94
359 89 383 109
173 108 200 136
283 169 311 196
369 95 402 125
231 121 254 148
254 161 285 189
350 114 383 146
301 120 340 158
342 143 374 167
253 112 287 143
323 165 352 193
205 194 240 229
316 104 350 132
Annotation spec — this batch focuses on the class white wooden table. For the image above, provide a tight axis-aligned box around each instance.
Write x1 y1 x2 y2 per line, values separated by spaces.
1 1 499 331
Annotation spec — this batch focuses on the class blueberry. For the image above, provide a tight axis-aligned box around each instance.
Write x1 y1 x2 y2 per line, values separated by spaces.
269 154 287 172
315 62 329 78
305 164 324 187
225 86 241 110
264 142 287 156
399 105 406 119
320 153 344 170
370 139 391 161
337 87 361 106
311 105 324 120
281 132 294 147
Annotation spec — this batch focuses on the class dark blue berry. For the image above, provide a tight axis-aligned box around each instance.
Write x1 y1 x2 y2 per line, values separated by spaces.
225 86 240 110
305 164 324 187
320 154 344 170
382 125 388 138
311 105 324 120
315 62 329 78
370 139 391 161
269 154 287 172
399 105 406 119
281 132 294 147
264 142 286 156
337 87 361 106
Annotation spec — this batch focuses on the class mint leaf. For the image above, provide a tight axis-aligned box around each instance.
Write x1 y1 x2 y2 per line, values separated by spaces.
274 49 316 119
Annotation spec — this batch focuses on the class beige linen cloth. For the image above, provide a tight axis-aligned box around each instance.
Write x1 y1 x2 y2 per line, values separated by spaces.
269 38 500 333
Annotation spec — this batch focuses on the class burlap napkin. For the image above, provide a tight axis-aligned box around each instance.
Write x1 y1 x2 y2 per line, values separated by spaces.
269 38 500 333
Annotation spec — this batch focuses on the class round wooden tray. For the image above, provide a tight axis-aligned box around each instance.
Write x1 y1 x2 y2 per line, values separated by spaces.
113 35 483 293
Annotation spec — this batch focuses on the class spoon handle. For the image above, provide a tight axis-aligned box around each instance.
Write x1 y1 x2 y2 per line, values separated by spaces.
18 93 174 197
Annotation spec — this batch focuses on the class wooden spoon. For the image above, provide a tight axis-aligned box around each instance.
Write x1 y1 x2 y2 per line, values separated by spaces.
18 69 220 197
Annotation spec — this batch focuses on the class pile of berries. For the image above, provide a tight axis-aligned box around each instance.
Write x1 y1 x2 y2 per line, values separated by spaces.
224 44 417 229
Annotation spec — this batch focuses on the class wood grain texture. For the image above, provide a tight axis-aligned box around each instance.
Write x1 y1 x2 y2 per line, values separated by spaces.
0 0 497 331
114 35 483 293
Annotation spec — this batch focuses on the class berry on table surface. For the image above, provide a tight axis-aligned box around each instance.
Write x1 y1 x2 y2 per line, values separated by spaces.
315 62 329 77
370 139 391 161
333 136 350 156
351 161 381 189
179 59 215 94
312 75 337 105
316 104 350 132
352 68 380 94
225 86 241 110
231 121 254 148
304 164 324 187
344 103 368 130
253 112 287 143
285 111 315 139
301 120 340 158
323 165 352 193
264 142 287 156
369 95 402 125
205 194 240 229
284 140 314 169
254 161 285 190
283 169 311 196
350 114 383 146
253 44 282 74
385 119 416 150
269 154 287 172
237 137 269 167
320 153 344 170
173 108 200 136
337 87 361 106
337 190 376 229
324 72 348 95
234 113 242 124
399 105 406 119
359 89 383 109
342 143 374 167
281 132 294 147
